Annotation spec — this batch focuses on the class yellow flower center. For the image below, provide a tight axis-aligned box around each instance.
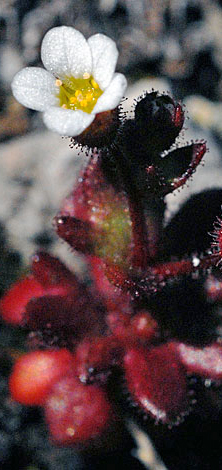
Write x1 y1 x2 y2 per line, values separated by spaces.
56 74 103 114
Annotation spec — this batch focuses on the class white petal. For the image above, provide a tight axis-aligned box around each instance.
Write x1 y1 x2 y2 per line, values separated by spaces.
43 107 95 136
41 26 92 79
93 73 127 113
88 33 118 90
11 67 58 111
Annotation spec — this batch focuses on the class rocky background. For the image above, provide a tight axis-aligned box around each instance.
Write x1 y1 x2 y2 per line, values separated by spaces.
1 1 222 469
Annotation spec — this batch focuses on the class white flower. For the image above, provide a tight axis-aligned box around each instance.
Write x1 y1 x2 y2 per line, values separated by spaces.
12 26 127 136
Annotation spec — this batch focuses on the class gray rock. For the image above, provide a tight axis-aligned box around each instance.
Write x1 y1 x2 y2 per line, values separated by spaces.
0 130 88 263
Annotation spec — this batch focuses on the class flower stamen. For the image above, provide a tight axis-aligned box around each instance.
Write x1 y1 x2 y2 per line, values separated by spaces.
70 97 77 105
83 72 90 79
57 75 103 114
91 78 99 89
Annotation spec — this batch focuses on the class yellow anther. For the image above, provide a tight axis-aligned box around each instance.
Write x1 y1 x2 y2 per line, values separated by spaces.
91 78 99 89
83 72 90 79
70 96 77 104
55 79 62 87
86 92 93 102
75 90 82 97
80 99 88 107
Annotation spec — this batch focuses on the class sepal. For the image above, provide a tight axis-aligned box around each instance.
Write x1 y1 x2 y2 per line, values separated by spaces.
160 142 207 194
72 108 121 149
